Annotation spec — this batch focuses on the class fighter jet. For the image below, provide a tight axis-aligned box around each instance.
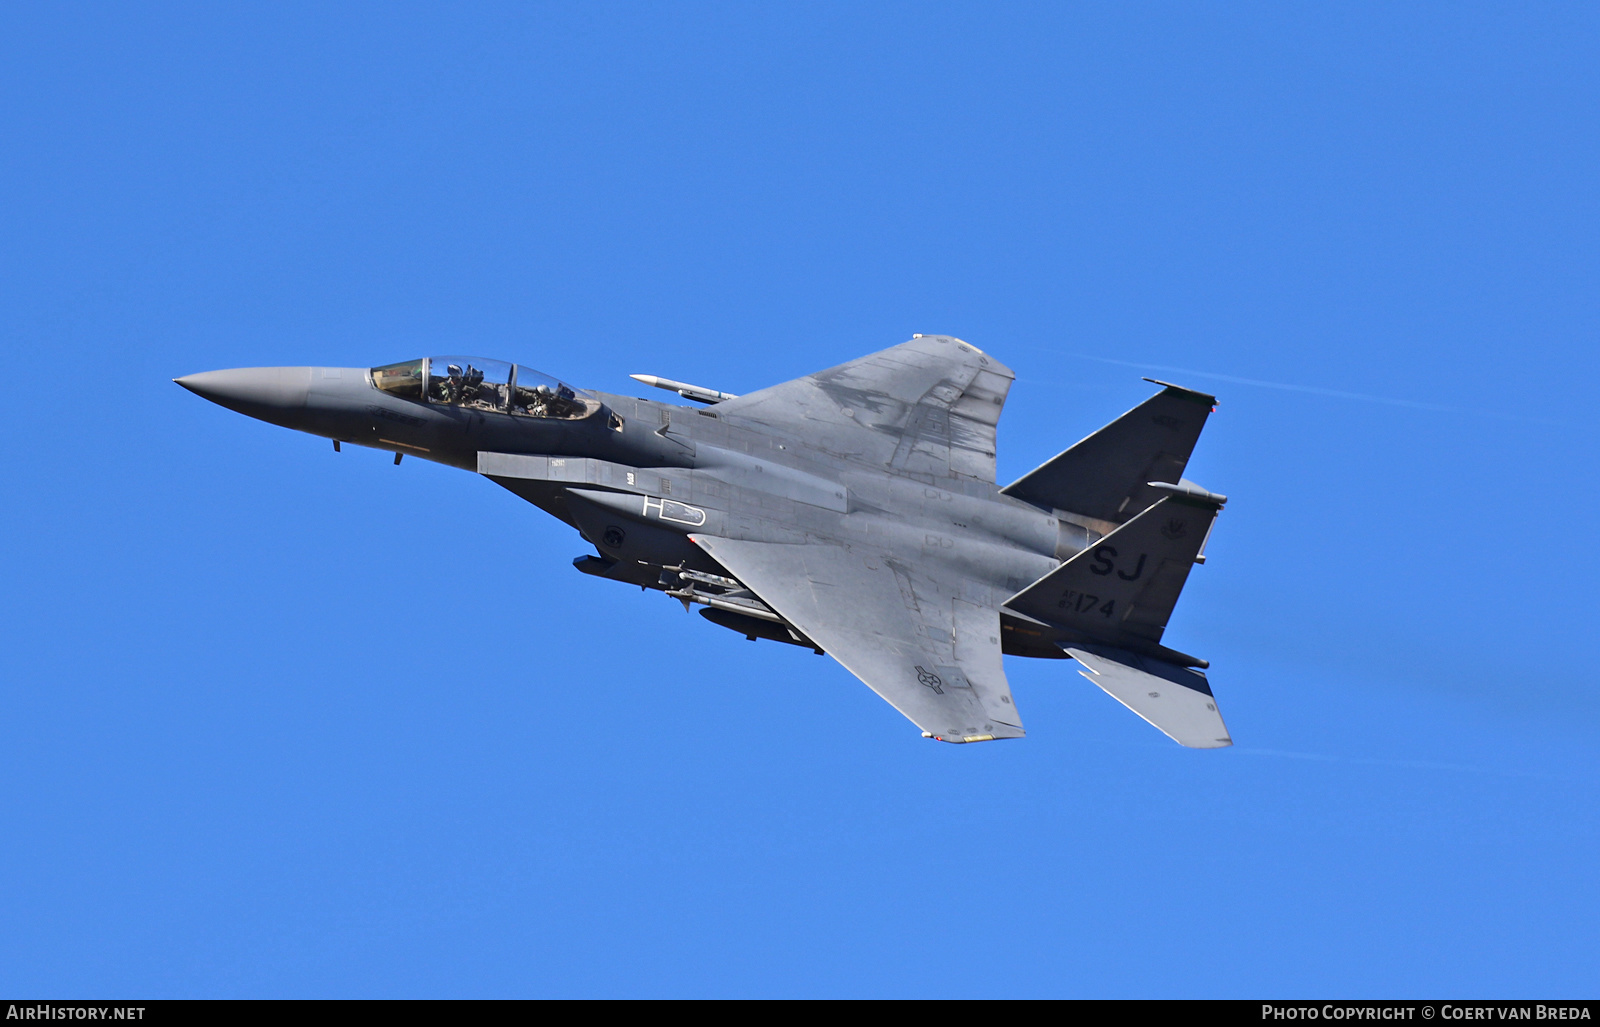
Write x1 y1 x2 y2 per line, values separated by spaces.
176 336 1231 747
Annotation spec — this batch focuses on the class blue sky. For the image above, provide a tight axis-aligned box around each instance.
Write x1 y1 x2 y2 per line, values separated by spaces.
2 2 1597 997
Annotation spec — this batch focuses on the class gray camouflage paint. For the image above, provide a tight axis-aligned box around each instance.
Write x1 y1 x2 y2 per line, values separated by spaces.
176 336 1231 746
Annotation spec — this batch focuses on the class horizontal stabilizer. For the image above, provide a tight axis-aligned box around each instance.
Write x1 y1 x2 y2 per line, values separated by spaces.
1005 493 1221 645
1066 646 1231 748
1001 380 1214 522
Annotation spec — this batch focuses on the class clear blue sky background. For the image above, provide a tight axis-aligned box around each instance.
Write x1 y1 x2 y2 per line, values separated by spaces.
2 2 1597 998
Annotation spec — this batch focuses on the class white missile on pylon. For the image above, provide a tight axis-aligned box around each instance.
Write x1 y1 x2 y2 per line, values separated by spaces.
629 374 740 405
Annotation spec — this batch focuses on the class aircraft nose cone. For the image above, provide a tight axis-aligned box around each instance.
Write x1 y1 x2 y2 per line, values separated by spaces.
175 367 312 417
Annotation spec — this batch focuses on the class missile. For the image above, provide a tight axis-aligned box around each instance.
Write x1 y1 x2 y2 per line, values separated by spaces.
629 374 739 405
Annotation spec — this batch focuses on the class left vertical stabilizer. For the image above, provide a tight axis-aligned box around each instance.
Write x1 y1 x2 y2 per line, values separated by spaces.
1004 492 1223 645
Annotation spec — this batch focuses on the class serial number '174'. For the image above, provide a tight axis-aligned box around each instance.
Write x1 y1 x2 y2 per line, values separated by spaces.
1057 590 1115 618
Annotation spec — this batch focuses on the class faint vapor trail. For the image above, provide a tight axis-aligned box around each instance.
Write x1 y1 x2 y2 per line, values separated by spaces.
1075 354 1459 411
1058 353 1560 425
1232 747 1575 782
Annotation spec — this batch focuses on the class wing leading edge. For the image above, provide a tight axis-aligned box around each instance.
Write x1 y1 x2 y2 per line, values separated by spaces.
690 534 1022 742
711 336 1015 483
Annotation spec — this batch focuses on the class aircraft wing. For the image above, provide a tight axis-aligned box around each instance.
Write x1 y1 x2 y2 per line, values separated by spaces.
711 335 1015 483
690 534 1023 742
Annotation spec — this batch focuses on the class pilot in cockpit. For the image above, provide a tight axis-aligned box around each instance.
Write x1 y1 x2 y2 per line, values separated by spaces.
437 362 497 408
520 382 578 418
457 363 484 401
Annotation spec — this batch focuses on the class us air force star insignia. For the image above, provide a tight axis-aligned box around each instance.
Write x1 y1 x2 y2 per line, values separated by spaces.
1160 518 1187 540
914 666 945 694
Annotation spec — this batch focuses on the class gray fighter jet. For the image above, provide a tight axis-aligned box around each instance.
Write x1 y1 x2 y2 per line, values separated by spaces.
177 336 1230 747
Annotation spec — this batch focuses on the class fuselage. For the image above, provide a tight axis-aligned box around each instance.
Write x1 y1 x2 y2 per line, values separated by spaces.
177 361 1090 657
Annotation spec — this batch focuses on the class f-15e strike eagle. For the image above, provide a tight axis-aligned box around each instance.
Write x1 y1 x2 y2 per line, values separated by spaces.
177 336 1231 747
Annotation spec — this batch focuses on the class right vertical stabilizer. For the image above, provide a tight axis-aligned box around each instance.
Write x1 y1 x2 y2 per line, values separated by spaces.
1001 380 1215 522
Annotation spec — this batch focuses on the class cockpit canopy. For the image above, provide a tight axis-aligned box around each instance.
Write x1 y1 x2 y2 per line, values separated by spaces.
370 357 599 420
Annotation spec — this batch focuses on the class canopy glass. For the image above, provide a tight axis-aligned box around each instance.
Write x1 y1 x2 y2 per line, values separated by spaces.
370 357 598 419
